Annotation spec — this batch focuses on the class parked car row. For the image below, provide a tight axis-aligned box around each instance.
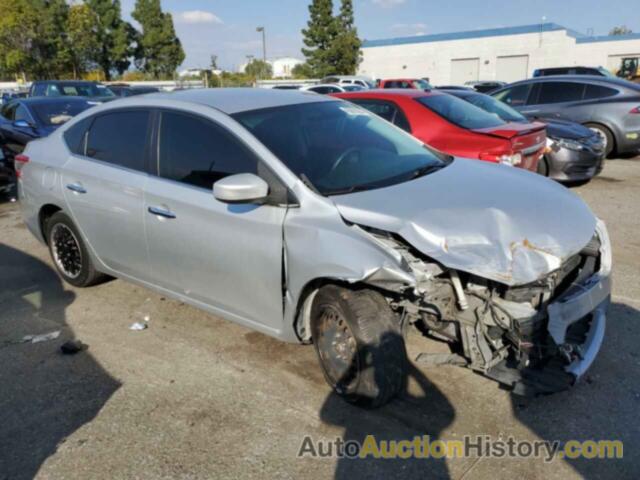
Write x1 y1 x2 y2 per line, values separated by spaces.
17 88 613 407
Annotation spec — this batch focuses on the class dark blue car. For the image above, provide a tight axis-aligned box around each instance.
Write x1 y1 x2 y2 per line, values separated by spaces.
0 97 93 165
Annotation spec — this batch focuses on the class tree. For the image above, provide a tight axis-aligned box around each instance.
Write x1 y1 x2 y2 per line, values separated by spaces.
86 0 137 80
132 0 185 79
0 0 70 80
65 4 100 79
609 25 633 36
291 62 314 79
301 0 338 78
332 0 361 75
244 59 273 79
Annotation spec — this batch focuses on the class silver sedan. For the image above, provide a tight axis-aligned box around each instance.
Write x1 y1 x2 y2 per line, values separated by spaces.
17 88 612 406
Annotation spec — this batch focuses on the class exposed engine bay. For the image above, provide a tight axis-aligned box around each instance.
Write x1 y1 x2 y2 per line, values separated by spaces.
364 225 611 396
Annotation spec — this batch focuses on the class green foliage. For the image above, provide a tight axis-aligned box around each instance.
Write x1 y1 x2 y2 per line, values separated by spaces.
301 0 338 78
132 0 185 79
301 0 361 78
65 4 101 79
244 59 273 79
85 0 138 80
291 62 314 79
333 0 361 75
609 25 633 36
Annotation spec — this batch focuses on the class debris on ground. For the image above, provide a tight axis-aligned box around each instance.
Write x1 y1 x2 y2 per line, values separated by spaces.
60 340 89 354
130 320 149 331
22 330 61 344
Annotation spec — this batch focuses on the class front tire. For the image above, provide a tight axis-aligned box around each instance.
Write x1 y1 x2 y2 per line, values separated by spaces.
584 123 615 157
46 211 106 287
311 285 407 408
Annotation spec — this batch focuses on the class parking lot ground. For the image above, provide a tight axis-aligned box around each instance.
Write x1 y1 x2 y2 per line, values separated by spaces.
1 157 639 480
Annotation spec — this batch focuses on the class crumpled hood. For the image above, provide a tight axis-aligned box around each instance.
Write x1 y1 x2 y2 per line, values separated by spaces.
331 159 596 286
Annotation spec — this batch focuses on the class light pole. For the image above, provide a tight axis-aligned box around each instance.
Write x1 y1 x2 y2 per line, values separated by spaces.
256 27 266 63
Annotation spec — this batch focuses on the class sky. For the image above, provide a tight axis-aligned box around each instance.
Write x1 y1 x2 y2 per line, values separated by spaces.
119 0 640 71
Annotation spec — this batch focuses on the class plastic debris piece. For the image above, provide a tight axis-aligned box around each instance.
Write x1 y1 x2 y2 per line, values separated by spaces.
60 340 88 354
23 330 61 344
129 322 148 331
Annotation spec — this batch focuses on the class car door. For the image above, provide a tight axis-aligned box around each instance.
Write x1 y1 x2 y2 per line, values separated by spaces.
144 109 288 331
0 103 38 160
61 109 152 280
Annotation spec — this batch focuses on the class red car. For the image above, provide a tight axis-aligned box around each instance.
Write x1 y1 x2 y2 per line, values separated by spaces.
332 90 546 171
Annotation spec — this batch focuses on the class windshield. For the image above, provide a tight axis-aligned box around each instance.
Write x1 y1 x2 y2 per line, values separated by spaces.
416 93 506 130
463 93 527 123
233 101 448 196
60 83 115 98
597 67 617 78
413 79 432 90
31 101 91 126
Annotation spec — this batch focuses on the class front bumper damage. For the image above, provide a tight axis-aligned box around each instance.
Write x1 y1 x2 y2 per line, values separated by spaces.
484 273 610 396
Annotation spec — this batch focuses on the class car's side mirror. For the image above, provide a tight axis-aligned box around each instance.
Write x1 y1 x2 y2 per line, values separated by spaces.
13 120 32 129
213 173 269 204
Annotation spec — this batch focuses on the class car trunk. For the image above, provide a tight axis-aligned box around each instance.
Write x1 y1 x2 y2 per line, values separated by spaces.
475 122 547 171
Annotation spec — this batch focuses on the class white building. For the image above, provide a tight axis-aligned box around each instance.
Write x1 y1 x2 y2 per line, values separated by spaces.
238 57 304 78
271 57 304 78
359 23 640 85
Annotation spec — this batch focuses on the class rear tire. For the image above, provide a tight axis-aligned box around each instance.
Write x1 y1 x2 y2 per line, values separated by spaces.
311 285 407 408
46 211 106 287
584 123 615 157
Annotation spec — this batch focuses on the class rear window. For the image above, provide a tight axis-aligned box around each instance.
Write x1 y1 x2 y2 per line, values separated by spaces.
32 101 91 126
86 110 149 171
416 94 505 130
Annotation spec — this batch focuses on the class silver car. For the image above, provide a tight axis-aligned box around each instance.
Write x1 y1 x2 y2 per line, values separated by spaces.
17 88 612 407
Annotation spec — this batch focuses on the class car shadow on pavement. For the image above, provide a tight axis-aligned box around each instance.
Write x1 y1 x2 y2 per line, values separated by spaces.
318 333 455 480
0 244 121 480
511 301 639 478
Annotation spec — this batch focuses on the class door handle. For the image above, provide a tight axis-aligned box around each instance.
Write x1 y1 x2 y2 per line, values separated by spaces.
66 183 87 194
148 206 176 219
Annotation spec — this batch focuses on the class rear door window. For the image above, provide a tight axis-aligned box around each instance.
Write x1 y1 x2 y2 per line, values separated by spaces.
492 84 532 107
536 82 586 104
86 110 150 171
157 111 258 190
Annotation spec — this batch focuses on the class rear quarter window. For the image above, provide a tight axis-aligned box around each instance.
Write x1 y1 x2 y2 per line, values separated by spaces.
583 84 619 100
63 117 93 155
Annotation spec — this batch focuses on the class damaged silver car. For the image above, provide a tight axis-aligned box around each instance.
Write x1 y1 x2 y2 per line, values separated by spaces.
17 89 612 407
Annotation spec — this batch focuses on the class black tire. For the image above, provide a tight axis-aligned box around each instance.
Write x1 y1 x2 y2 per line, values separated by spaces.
537 156 550 177
45 211 106 287
584 123 615 157
311 285 407 408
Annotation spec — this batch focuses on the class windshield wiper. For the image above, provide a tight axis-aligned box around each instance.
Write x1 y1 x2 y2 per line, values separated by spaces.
410 164 445 180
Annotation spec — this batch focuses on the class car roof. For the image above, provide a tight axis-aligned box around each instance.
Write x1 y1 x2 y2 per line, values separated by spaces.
502 74 640 90
438 88 477 97
13 96 91 106
143 88 336 114
32 80 99 85
334 89 437 99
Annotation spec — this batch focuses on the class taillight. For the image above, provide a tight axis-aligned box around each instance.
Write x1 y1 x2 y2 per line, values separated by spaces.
14 154 29 178
479 151 522 166
630 106 640 114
